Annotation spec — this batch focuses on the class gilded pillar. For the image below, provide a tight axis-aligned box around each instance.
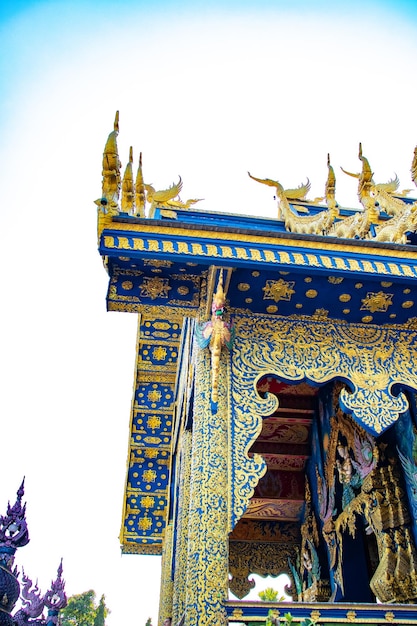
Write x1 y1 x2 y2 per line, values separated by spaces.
184 349 229 625
158 522 174 626
172 429 192 625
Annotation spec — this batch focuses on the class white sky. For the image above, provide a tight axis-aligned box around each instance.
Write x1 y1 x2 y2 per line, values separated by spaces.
1 1 417 624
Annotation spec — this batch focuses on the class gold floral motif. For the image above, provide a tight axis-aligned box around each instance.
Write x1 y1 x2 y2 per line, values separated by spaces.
147 415 161 429
144 449 159 458
139 276 171 300
177 286 189 295
384 612 395 622
152 347 167 361
346 610 356 622
402 300 414 309
361 291 393 313
147 390 162 402
266 305 278 313
138 516 152 531
263 279 295 302
339 294 351 302
238 283 251 291
328 276 344 284
121 280 133 290
141 496 155 509
305 289 317 298
143 470 157 483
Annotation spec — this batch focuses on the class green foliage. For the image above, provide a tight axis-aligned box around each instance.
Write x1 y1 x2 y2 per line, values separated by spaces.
265 611 318 626
60 591 109 626
145 620 152 626
266 609 278 626
258 587 280 601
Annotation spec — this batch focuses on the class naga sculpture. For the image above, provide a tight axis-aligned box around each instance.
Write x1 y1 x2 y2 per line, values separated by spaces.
248 154 340 236
329 143 379 239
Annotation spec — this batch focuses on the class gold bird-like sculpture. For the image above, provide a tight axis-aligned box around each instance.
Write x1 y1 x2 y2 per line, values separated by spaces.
248 172 311 217
145 177 183 218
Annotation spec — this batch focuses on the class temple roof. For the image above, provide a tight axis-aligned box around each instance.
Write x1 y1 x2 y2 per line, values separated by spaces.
97 115 417 553
100 207 417 327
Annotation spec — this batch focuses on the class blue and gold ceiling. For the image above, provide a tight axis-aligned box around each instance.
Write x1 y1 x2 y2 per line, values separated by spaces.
102 207 417 327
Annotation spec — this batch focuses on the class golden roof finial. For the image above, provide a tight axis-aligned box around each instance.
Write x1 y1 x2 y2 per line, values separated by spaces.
98 111 121 214
121 147 135 215
341 142 374 208
135 152 146 218
412 146 417 188
325 153 338 212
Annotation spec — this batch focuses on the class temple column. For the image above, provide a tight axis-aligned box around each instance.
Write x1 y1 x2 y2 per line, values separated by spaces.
158 521 174 625
172 429 192 625
184 348 229 625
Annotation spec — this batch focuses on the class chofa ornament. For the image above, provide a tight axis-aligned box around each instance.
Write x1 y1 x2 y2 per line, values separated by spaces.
0 483 67 626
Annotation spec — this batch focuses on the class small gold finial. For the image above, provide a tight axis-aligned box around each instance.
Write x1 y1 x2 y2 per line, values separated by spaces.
325 153 337 212
121 147 135 215
411 145 417 188
135 152 146 218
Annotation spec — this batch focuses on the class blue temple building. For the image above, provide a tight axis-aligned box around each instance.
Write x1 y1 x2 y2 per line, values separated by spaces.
97 114 417 625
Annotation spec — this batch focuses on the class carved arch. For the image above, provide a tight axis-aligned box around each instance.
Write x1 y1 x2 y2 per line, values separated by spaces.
229 314 417 530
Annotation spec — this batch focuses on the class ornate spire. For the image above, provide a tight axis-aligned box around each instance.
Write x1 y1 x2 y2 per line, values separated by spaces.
412 145 417 188
135 152 146 218
97 111 121 215
43 560 67 612
0 479 29 549
121 147 135 215
325 153 338 212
